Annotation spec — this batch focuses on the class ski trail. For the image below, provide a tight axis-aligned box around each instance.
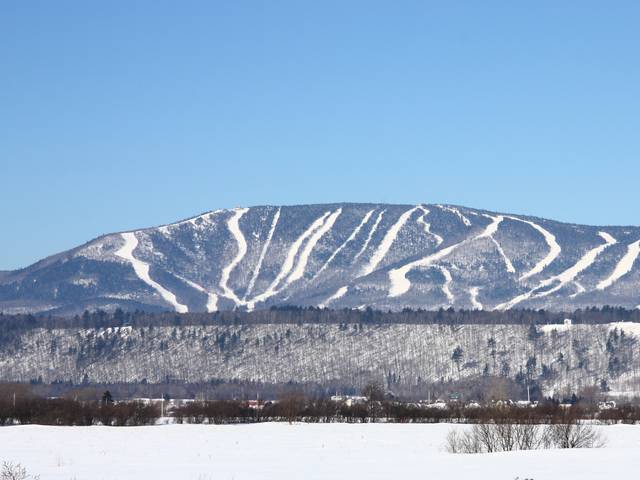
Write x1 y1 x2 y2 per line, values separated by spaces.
244 208 280 298
219 208 249 305
469 287 483 310
434 266 454 303
570 281 586 298
416 206 443 246
597 239 640 290
115 232 188 313
287 209 342 283
360 206 420 277
505 216 561 281
319 286 349 308
353 210 385 260
537 231 617 296
479 214 515 273
248 211 331 307
495 231 617 309
158 209 223 235
388 215 503 297
179 276 218 312
437 205 472 226
312 209 374 281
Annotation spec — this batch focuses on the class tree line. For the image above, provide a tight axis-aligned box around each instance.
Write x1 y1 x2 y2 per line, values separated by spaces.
1 305 639 335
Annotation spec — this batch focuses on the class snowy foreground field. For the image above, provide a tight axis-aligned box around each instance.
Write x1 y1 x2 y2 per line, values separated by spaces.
1 423 640 479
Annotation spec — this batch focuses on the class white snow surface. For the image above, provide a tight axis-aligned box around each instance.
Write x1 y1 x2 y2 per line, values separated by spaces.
416 205 444 246
478 214 515 273
219 208 249 305
245 207 280 299
114 232 188 313
2 423 638 480
495 231 617 310
597 239 640 290
287 209 342 283
360 206 419 277
434 266 454 303
312 209 374 281
389 215 503 297
178 277 218 312
248 212 331 307
469 286 483 310
353 210 385 260
437 205 472 226
319 286 349 308
506 215 562 281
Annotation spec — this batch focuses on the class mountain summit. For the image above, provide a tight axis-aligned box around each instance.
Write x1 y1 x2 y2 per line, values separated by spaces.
2 203 639 314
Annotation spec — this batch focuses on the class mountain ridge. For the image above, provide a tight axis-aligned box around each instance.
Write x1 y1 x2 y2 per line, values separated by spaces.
2 202 639 314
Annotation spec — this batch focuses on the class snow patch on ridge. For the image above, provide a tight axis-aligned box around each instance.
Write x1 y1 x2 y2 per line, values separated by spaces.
115 232 188 313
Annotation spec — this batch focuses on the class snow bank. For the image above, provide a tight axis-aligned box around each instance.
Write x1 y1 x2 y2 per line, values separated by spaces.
1 423 637 480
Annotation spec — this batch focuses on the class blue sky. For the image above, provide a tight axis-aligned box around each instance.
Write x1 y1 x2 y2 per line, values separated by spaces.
2 1 639 270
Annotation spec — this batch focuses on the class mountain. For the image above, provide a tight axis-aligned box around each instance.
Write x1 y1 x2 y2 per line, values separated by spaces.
1 203 639 314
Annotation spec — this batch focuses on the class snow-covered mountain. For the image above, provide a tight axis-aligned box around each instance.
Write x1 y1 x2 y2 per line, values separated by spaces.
2 203 639 314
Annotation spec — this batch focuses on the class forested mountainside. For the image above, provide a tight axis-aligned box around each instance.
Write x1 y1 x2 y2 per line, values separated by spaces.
1 310 639 397
1 203 639 314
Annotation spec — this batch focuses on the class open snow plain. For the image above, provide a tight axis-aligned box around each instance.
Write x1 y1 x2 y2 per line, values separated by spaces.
1 423 639 479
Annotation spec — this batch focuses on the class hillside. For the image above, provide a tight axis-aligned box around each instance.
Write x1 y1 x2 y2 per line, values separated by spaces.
1 203 639 313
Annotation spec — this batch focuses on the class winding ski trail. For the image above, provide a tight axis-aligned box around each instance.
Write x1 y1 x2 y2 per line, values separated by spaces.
115 232 188 313
506 216 561 281
219 208 249 305
469 287 483 310
416 206 444 246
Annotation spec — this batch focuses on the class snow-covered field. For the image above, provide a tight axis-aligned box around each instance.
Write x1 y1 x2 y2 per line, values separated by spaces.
1 423 639 479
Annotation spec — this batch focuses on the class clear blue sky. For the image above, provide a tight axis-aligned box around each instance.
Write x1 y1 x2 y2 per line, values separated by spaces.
2 1 639 270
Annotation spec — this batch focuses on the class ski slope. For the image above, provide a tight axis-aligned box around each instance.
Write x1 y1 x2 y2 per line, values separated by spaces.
597 239 640 290
360 206 419 277
1 423 637 480
506 215 562 281
114 232 188 313
219 208 249 305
